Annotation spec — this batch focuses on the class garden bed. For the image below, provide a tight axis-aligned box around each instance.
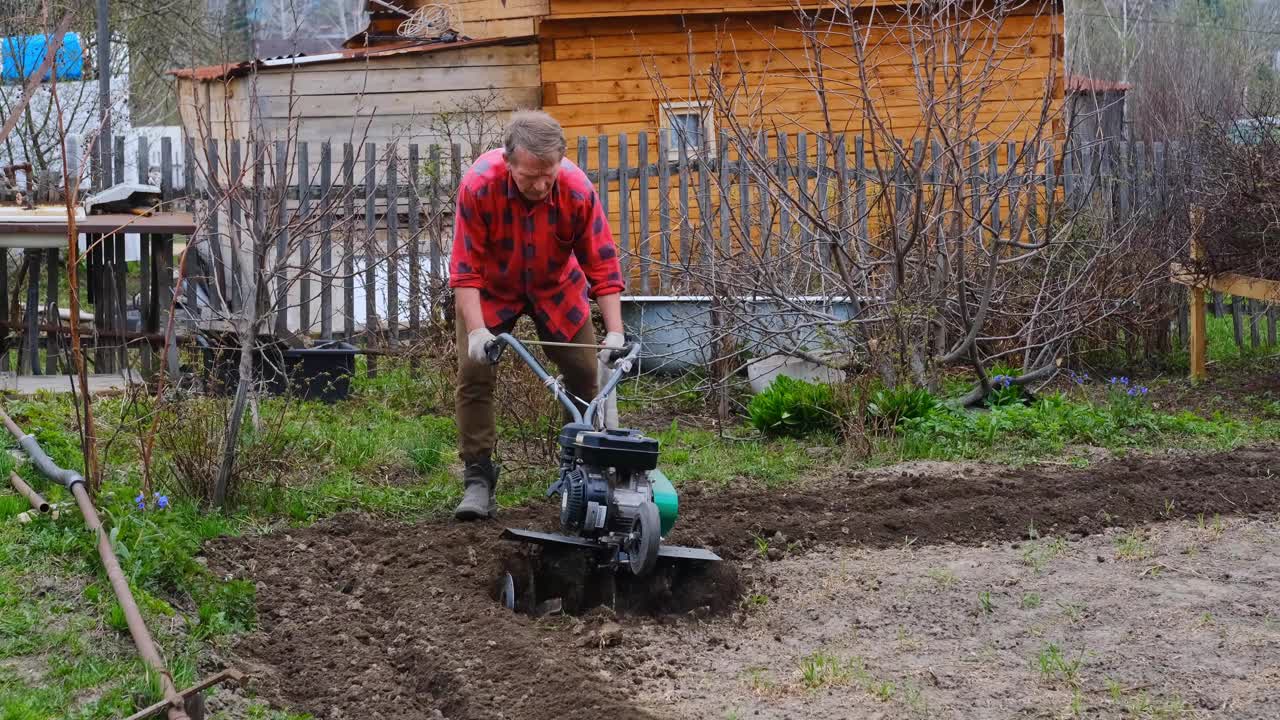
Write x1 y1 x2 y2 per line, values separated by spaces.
205 443 1280 720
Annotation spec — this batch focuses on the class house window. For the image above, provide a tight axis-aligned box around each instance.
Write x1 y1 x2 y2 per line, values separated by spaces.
661 101 714 160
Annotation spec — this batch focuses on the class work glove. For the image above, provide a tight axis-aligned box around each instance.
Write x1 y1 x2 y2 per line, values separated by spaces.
467 328 497 365
600 331 627 360
595 331 627 431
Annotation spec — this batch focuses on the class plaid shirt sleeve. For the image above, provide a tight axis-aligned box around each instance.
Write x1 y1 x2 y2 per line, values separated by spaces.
572 187 626 298
448 183 485 289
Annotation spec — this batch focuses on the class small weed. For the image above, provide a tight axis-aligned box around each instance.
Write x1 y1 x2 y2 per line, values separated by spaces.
751 533 770 559
1022 536 1069 572
1115 531 1154 561
1021 592 1042 609
1211 513 1226 535
1160 498 1177 519
1034 642 1084 688
901 535 918 550
1105 676 1124 702
724 709 742 720
870 680 895 701
1066 689 1085 718
1195 611 1215 628
742 593 770 610
977 590 996 615
1057 601 1087 624
926 567 957 590
797 650 853 689
743 666 780 697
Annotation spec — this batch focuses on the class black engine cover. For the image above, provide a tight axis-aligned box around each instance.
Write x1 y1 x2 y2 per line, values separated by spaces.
571 428 659 471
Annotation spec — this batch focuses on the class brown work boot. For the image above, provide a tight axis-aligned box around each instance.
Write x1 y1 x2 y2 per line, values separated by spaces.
454 458 498 521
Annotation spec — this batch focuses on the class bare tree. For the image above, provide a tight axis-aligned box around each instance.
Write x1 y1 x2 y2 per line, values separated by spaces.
635 0 1178 407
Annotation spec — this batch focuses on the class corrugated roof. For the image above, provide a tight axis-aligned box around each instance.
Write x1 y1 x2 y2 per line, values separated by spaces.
169 35 532 82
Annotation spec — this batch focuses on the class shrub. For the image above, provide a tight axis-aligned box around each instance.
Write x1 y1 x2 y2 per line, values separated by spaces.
866 385 940 429
748 376 841 437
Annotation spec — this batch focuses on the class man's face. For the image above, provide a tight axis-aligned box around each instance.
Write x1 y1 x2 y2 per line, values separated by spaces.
507 146 561 203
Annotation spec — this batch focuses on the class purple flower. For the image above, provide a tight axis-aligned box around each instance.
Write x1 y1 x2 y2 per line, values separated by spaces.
134 493 146 511
154 494 170 510
992 374 1014 389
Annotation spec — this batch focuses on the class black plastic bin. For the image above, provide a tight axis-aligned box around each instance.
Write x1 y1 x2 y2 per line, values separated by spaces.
282 341 358 403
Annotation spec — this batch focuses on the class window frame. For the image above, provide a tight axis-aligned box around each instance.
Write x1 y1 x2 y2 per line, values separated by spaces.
658 100 716 161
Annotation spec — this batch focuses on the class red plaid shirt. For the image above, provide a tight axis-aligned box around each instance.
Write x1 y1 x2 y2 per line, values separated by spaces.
448 148 625 341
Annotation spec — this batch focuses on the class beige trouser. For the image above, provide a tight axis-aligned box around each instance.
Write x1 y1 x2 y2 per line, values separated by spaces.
454 304 598 464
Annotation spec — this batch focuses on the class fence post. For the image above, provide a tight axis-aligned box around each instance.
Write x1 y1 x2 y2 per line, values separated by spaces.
637 132 651 295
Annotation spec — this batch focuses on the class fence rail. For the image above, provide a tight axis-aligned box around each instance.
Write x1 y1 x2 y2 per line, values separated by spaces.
0 129 1274 378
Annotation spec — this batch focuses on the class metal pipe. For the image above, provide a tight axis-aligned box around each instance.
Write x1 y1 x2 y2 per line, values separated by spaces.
9 471 49 513
0 406 190 720
584 343 641 428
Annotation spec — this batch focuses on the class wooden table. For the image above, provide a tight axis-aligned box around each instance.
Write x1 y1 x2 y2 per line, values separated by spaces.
0 212 195 378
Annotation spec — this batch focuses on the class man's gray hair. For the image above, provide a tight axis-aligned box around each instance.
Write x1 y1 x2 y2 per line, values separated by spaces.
503 110 567 164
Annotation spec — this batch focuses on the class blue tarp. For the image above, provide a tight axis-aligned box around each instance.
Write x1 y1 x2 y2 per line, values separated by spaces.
2 33 84 83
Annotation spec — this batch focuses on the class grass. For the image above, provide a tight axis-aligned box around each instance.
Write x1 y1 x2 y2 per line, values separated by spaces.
793 649 928 715
0 349 1275 717
1115 531 1155 561
1033 642 1084 688
1021 535 1070 572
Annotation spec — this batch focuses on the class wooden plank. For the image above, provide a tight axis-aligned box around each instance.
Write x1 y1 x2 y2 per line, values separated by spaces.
834 133 849 264
697 131 712 276
676 129 691 284
777 131 791 248
617 133 630 281
386 144 400 343
344 143 356 340
1212 292 1224 318
298 141 313 335
797 132 811 250
320 142 335 340
598 134 610 239
408 143 421 338
44 247 58 375
737 132 750 256
21 250 39 374
637 132 651 294
228 139 243 312
816 135 829 261
140 159 155 376
114 136 125 185
657 129 671 293
1190 289 1207 381
1232 295 1244 350
253 84 542 119
253 141 266 324
275 141 290 336
450 143 463 289
1249 299 1262 348
206 139 226 311
718 130 730 262
157 236 178 379
855 134 868 263
113 216 127 371
365 142 379 375
1269 304 1277 347
0 248 8 371
429 145 444 317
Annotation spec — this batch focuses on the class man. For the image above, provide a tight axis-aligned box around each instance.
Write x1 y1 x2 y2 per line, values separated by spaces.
448 110 627 521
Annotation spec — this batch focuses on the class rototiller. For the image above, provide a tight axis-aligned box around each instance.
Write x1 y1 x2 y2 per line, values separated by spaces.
484 334 720 607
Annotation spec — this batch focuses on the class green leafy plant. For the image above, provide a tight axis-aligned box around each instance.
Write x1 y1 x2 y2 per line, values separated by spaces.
867 385 940 429
748 376 840 438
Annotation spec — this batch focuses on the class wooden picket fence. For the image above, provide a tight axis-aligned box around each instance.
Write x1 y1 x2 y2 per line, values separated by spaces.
1 129 1274 378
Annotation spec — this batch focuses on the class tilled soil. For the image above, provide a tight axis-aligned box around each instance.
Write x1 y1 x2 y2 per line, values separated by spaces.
206 443 1280 720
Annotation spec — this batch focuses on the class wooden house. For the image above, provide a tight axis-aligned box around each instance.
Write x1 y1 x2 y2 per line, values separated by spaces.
170 36 541 149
